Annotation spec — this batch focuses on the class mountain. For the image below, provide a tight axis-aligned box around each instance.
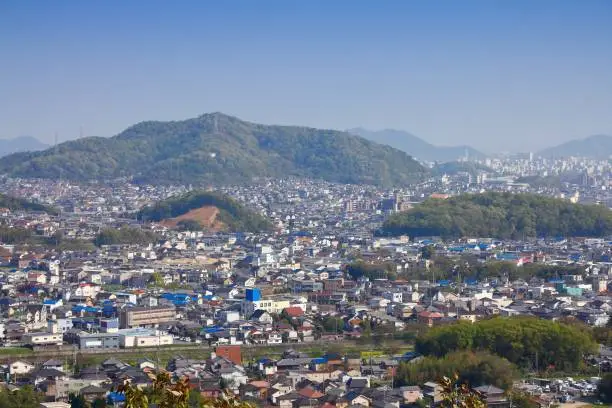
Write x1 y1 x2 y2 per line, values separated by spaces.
0 136 48 157
0 113 426 187
537 134 612 159
347 128 486 162
137 190 273 232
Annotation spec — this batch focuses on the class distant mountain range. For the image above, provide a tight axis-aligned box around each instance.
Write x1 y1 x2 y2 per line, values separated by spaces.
347 128 486 162
0 136 48 157
0 113 427 186
537 134 612 159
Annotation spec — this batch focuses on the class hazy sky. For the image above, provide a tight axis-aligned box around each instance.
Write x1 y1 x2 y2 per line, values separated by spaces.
1 0 611 153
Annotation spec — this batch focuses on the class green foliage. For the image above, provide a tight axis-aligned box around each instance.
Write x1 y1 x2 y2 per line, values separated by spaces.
0 113 426 186
468 262 584 282
94 226 158 246
383 192 612 238
70 393 90 408
346 260 397 280
0 385 42 408
0 193 57 214
321 316 345 333
438 374 486 408
92 398 107 408
415 316 597 372
597 373 612 403
137 190 272 232
0 226 94 251
421 245 435 260
396 350 518 390
593 326 612 346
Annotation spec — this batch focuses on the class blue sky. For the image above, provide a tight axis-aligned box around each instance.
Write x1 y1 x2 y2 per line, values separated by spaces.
1 0 611 152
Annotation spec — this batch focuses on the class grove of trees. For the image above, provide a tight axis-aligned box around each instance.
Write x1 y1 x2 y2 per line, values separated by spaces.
395 350 519 390
382 192 612 238
415 316 596 372
93 226 159 246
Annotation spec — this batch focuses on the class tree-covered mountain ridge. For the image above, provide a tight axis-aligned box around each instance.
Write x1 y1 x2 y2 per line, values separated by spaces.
382 191 612 239
137 190 273 233
0 113 427 186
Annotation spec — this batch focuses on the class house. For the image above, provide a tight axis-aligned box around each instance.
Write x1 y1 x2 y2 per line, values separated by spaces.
9 360 35 375
417 310 443 327
25 304 48 326
42 359 64 372
339 392 371 408
215 345 242 365
473 385 510 408
422 381 443 406
267 331 283 345
400 385 423 404
79 384 107 402
282 306 305 319
250 309 274 325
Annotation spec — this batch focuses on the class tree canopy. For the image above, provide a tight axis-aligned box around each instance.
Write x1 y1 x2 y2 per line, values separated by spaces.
415 316 596 372
396 350 519 390
0 385 42 408
382 192 612 238
94 226 159 246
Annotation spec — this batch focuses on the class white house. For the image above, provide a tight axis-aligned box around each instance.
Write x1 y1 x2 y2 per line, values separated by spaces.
9 360 35 375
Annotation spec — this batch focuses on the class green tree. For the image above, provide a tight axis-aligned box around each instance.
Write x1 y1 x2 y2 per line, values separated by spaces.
361 319 372 338
150 272 165 287
395 351 518 390
415 316 596 372
70 393 90 408
597 373 612 403
322 317 344 333
0 385 42 408
118 380 149 408
92 398 107 408
382 192 612 238
439 374 485 408
421 245 435 260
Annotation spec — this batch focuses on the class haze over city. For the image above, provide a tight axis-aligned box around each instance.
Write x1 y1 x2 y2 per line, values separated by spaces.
1 0 611 153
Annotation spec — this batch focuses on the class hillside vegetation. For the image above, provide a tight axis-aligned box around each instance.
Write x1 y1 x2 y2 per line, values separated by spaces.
137 190 273 233
0 193 57 215
0 113 426 186
382 192 612 238
93 227 159 247
415 316 596 372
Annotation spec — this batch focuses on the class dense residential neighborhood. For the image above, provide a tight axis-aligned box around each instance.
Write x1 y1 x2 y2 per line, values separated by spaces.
0 162 612 406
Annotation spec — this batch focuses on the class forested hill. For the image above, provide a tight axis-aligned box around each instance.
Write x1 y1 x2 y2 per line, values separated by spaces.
0 193 57 215
137 190 273 233
0 113 427 187
381 192 612 239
